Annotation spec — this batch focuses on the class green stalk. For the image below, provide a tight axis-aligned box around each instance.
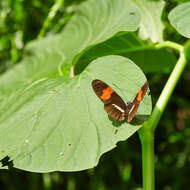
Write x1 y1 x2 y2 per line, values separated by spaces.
139 41 188 190
38 0 64 38
139 128 154 190
149 41 186 132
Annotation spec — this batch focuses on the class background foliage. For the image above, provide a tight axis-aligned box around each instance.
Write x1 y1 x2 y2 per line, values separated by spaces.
0 0 190 189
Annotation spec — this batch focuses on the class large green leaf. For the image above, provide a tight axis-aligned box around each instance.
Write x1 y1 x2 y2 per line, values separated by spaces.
169 2 190 38
0 0 140 98
122 48 176 73
0 55 152 172
75 32 176 74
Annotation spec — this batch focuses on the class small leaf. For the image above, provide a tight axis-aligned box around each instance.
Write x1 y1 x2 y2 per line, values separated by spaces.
169 2 190 38
126 0 165 42
0 55 152 172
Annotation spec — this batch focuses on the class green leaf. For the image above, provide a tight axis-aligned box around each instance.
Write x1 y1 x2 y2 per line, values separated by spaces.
0 36 65 97
169 2 190 38
0 55 152 172
122 48 176 73
126 0 165 42
75 33 176 74
0 0 140 97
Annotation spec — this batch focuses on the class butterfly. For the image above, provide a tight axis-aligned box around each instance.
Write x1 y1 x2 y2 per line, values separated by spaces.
91 79 149 122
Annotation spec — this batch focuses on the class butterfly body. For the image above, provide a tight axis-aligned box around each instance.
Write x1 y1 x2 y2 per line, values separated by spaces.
92 79 148 122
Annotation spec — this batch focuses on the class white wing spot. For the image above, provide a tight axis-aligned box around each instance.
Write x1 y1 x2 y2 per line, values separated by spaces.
112 104 125 113
25 139 29 143
128 105 135 114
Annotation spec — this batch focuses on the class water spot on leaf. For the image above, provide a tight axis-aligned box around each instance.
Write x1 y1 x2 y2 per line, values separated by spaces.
59 152 64 156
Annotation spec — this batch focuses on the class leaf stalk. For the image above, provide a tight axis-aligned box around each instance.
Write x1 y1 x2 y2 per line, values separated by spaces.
139 40 188 190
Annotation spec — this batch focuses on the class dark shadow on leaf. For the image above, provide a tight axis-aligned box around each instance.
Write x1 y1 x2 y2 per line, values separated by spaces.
108 114 150 126
24 49 35 57
130 114 150 125
108 115 126 127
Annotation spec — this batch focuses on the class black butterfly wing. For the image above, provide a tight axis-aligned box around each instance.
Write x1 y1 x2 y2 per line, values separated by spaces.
92 79 127 121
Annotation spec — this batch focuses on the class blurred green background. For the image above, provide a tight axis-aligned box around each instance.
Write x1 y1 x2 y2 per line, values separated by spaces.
0 0 190 189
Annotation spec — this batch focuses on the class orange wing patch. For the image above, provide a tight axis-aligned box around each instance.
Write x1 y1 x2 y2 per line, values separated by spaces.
100 87 114 100
137 89 143 101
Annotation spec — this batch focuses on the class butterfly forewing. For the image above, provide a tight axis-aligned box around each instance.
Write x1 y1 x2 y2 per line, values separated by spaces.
92 80 127 121
127 81 149 122
92 80 112 104
132 81 149 105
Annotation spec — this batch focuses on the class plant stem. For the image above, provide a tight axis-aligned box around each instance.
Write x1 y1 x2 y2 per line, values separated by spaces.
139 41 188 190
150 41 186 131
38 0 64 38
139 128 154 190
